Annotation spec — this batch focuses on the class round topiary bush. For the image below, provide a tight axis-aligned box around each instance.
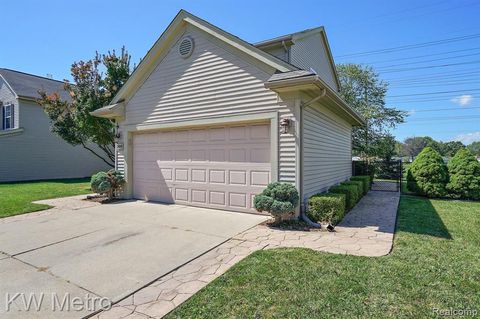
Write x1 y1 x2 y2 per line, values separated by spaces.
407 147 448 198
253 182 299 222
91 169 126 200
446 148 480 200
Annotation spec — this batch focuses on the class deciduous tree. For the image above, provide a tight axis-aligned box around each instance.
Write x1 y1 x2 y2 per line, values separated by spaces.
337 64 407 159
38 47 131 167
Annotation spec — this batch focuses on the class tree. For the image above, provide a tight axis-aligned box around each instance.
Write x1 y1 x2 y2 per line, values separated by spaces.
446 148 480 200
440 141 465 157
467 141 480 156
373 134 397 162
402 137 429 161
337 64 407 159
38 47 131 167
407 147 448 198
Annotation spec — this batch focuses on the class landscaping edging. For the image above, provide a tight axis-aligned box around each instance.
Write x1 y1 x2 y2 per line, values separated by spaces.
0 194 99 224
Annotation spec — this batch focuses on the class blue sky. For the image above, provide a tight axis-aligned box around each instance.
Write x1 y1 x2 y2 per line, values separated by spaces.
2 0 479 144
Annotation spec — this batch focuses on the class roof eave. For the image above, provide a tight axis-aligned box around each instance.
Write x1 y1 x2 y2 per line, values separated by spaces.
265 75 365 126
90 102 125 119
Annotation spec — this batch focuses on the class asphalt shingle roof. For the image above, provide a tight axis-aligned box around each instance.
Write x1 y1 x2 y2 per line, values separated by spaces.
267 70 315 82
0 68 70 100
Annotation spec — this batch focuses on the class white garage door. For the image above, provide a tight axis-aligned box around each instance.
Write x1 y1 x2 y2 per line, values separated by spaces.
133 123 271 213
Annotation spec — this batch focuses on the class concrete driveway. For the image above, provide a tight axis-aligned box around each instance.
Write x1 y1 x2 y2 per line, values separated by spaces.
0 199 267 319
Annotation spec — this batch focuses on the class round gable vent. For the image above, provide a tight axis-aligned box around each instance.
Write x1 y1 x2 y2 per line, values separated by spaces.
178 36 194 58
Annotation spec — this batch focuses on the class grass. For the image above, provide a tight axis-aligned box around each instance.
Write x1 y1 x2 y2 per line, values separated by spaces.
0 178 91 218
167 195 480 319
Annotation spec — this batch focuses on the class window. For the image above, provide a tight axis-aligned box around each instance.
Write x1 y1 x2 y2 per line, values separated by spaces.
2 104 14 130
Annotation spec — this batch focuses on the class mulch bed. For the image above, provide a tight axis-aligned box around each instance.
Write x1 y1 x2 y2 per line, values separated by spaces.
261 219 324 232
83 195 120 204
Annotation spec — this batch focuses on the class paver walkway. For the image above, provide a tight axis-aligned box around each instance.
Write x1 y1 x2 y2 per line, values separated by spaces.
92 190 400 319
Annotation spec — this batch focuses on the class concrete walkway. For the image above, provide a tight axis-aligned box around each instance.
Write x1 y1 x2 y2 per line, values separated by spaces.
93 190 400 319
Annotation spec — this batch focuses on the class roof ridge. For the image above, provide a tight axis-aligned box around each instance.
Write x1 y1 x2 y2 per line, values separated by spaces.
254 26 324 46
0 68 66 84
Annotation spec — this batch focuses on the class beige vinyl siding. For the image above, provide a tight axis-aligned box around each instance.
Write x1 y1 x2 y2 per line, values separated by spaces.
121 25 298 185
302 102 352 202
261 46 289 62
291 33 338 91
116 145 125 174
0 100 110 182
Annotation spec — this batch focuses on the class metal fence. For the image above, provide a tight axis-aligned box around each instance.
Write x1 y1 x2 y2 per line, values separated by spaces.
352 160 402 192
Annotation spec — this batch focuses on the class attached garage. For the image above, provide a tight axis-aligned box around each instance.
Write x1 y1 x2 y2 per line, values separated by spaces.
132 123 271 213
91 10 364 216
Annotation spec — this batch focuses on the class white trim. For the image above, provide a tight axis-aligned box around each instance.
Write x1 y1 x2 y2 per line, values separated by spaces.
125 112 278 132
0 127 23 137
121 111 279 199
3 104 14 130
0 74 19 99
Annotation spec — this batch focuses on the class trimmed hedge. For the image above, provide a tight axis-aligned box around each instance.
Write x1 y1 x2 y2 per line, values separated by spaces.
446 148 480 200
306 193 346 225
343 180 365 198
329 184 359 210
351 176 370 195
253 182 299 220
407 147 448 198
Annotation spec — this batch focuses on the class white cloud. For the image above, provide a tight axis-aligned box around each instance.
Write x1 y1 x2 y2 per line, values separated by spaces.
408 109 416 115
451 94 474 106
453 131 480 145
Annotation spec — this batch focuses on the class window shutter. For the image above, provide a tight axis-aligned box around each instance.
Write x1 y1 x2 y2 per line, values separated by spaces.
1 106 4 130
11 105 14 128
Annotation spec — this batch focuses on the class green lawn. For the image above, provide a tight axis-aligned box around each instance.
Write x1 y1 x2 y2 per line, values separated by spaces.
0 178 91 218
167 196 480 319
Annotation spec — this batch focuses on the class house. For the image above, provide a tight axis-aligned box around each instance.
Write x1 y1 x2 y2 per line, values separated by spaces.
92 10 364 214
0 68 110 182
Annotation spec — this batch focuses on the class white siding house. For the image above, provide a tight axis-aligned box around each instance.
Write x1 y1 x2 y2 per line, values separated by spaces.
92 10 364 214
0 69 110 182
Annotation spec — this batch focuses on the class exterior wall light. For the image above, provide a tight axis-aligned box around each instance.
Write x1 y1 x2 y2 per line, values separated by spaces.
280 118 291 134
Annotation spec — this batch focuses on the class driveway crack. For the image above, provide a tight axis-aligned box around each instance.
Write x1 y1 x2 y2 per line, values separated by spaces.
12 229 105 257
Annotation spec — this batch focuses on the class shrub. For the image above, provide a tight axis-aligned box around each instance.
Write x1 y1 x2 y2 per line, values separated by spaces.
342 180 364 198
306 193 346 225
351 176 370 194
407 147 448 198
329 184 359 210
253 182 299 221
446 148 480 200
91 169 126 200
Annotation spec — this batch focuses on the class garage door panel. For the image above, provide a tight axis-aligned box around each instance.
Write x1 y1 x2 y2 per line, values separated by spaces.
209 149 226 162
251 170 270 186
191 189 207 203
191 169 207 182
229 170 246 185
133 124 271 213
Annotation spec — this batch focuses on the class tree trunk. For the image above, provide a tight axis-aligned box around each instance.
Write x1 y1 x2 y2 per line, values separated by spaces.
81 141 114 167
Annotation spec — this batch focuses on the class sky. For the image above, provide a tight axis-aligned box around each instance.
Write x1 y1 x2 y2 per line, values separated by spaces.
1 0 479 144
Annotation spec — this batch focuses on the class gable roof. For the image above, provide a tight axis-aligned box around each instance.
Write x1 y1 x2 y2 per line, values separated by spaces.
254 27 342 91
0 68 70 100
110 10 298 104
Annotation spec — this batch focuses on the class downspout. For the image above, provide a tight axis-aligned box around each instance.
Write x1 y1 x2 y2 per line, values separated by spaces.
299 88 327 228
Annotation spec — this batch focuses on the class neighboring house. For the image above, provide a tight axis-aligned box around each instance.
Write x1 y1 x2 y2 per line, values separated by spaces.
92 10 364 214
0 68 110 182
